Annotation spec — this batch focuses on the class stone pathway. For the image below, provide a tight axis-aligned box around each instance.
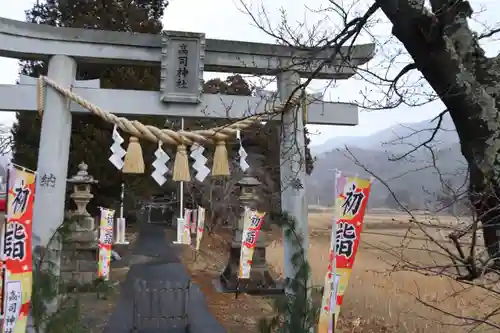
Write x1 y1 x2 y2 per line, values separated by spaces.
104 223 226 333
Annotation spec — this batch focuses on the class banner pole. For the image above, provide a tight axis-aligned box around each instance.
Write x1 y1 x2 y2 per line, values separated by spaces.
331 169 340 332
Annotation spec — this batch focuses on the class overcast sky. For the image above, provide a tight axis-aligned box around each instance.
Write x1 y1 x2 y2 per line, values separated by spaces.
0 0 499 145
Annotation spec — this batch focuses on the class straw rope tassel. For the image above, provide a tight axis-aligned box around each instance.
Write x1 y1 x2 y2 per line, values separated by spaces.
122 137 145 174
212 141 230 176
173 144 191 182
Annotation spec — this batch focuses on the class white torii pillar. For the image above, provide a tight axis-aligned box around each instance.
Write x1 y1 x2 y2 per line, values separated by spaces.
33 55 76 253
277 70 309 290
27 55 76 333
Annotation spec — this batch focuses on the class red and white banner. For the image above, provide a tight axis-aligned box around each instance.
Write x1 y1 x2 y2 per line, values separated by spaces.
98 208 114 280
1 165 36 333
238 208 265 279
195 207 205 251
318 171 373 332
182 209 192 245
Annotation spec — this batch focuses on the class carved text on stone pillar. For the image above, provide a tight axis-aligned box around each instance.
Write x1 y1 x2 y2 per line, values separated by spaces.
39 173 56 188
176 43 189 89
160 31 205 104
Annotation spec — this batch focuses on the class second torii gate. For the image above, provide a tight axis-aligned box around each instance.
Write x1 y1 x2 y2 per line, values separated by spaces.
0 17 374 288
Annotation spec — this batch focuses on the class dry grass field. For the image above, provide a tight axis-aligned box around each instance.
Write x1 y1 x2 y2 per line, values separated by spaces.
268 208 500 332
180 208 500 333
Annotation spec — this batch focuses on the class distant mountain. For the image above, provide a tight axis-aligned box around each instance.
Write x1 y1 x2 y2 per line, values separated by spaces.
312 113 458 155
308 114 466 209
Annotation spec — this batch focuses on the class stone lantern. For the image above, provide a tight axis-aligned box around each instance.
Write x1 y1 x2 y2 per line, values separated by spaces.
61 162 99 286
67 162 99 234
216 175 281 294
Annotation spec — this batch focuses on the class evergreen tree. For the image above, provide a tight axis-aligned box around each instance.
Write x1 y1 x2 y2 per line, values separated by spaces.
12 0 169 215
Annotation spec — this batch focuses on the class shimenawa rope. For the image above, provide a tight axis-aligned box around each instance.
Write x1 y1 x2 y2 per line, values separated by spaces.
36 76 303 180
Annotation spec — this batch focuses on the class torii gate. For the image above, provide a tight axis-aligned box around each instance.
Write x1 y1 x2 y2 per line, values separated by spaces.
0 17 374 285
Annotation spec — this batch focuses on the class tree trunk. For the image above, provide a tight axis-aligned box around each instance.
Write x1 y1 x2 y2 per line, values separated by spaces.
376 0 500 266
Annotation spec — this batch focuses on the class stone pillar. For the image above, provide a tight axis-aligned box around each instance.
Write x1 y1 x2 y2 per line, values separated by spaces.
33 55 77 248
61 162 99 286
28 55 77 333
217 176 280 294
277 70 309 291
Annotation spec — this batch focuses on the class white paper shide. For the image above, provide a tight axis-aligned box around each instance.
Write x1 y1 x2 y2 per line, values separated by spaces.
109 126 126 170
151 142 170 186
190 143 210 182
